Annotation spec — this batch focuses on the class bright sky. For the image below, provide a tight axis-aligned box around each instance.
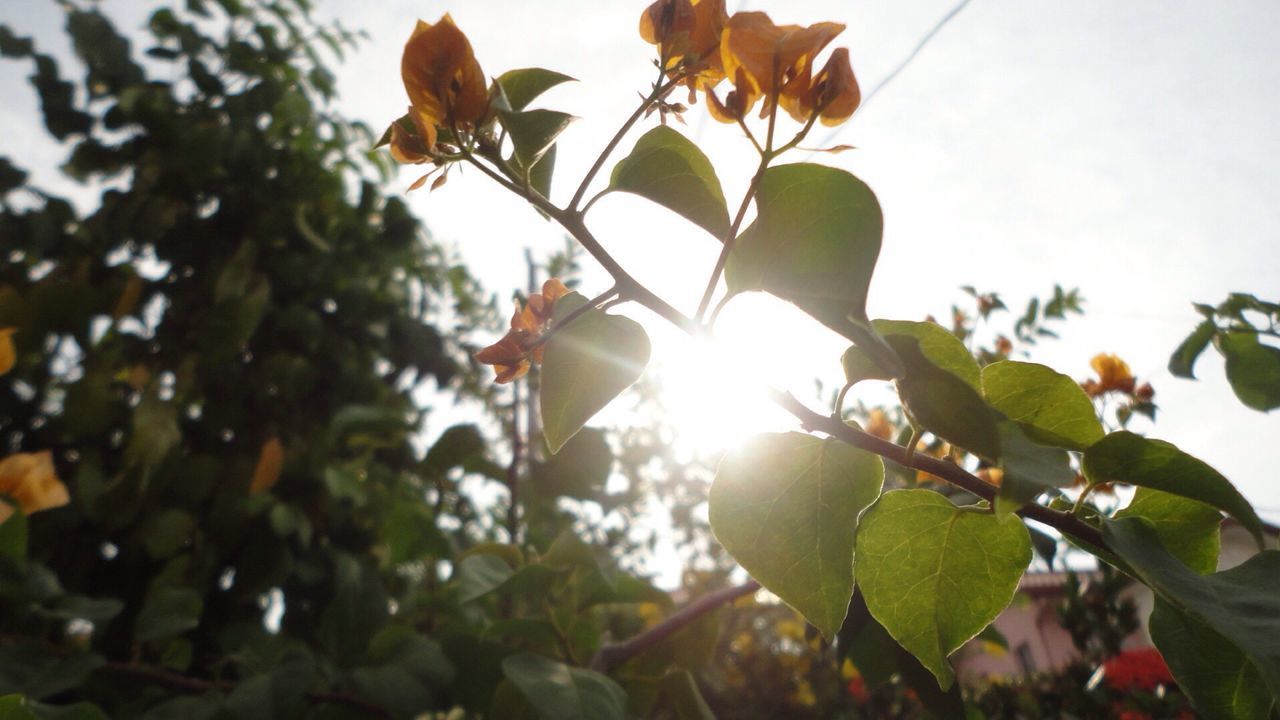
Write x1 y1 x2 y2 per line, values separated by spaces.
4 1 1279 525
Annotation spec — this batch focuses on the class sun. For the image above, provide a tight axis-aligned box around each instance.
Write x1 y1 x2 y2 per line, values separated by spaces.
652 294 837 459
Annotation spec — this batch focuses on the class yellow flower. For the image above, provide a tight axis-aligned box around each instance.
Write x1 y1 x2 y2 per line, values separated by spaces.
0 451 70 523
1083 353 1135 397
0 328 15 376
713 12 844 121
250 438 284 495
864 408 892 440
399 15 489 154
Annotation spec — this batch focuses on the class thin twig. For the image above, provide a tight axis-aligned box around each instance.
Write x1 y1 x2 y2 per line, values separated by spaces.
590 581 761 673
569 71 683 212
767 389 1106 548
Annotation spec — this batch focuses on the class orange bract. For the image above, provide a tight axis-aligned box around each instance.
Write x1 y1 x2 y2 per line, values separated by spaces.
0 451 70 523
640 0 729 98
0 328 15 376
475 279 574 384
1083 353 1135 396
399 15 488 156
720 13 843 112
781 47 861 126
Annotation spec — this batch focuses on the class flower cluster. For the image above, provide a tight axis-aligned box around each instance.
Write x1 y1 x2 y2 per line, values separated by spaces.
475 279 571 383
0 451 70 523
639 1 861 127
1102 648 1174 693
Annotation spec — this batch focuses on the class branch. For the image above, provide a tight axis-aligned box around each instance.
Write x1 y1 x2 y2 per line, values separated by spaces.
767 389 1106 548
590 581 761 673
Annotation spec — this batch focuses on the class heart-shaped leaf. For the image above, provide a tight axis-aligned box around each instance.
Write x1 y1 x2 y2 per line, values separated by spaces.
607 126 729 238
540 293 650 453
726 163 882 330
502 109 574 171
709 432 883 639
856 489 1031 689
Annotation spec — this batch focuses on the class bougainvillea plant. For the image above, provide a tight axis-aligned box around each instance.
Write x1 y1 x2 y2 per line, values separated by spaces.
378 2 1280 718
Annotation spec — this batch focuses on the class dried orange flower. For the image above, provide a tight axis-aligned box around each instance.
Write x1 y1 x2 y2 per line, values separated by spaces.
397 15 488 161
250 438 284 495
1082 353 1135 397
977 467 1004 488
0 328 15 376
0 451 70 523
779 47 860 125
709 12 844 122
476 279 572 384
640 0 729 98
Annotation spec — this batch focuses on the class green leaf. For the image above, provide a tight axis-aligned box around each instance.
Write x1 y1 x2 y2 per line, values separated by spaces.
529 144 556 202
1115 488 1221 574
1150 599 1274 720
384 503 448 566
134 586 202 643
875 320 980 392
726 163 881 331
890 336 1001 459
531 426 612 501
709 432 884 639
501 652 627 720
0 647 104 700
141 509 195 560
994 421 1076 515
0 510 27 564
981 360 1104 450
855 489 1031 689
540 293 650 454
1218 332 1280 411
502 109 574 172
455 554 514 603
351 626 455 718
496 68 575 112
1103 517 1280 703
1084 431 1263 547
606 126 729 238
1169 320 1217 379
422 424 487 478
657 670 714 720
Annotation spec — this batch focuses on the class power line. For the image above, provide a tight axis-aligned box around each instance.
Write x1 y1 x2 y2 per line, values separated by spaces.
805 0 975 158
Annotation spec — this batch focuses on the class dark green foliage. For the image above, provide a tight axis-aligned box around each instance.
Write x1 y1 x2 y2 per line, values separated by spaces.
0 1 501 716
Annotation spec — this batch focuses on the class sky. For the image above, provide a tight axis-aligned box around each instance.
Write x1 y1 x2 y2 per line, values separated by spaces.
3 0 1279 526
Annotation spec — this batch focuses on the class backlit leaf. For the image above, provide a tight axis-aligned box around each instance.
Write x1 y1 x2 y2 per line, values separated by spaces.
1103 517 1280 705
607 126 729 238
709 432 883 639
496 67 575 112
856 489 1031 689
726 163 881 332
1084 431 1263 547
540 293 650 453
1115 488 1221 574
503 109 574 172
982 360 1104 450
875 320 979 392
